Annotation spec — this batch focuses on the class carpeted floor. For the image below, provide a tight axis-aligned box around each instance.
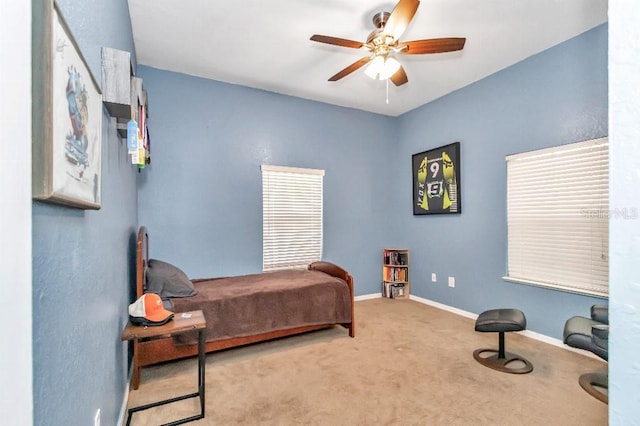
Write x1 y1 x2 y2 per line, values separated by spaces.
125 298 607 425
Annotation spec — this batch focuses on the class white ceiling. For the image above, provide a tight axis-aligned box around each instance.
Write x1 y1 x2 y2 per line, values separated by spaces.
127 0 607 117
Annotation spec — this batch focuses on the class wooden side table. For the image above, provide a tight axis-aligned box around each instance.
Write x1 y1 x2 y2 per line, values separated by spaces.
121 310 206 426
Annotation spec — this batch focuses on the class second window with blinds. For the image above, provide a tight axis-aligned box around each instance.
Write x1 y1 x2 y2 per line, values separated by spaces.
262 165 324 272
504 137 609 297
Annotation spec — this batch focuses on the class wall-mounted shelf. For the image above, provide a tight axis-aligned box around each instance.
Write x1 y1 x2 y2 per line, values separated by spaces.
101 47 148 138
101 47 133 120
101 46 150 168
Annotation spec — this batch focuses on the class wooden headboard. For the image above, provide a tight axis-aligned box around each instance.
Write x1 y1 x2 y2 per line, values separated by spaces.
136 226 149 298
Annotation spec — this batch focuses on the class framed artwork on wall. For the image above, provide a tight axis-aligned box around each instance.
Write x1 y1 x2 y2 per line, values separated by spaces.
32 1 103 209
412 142 461 215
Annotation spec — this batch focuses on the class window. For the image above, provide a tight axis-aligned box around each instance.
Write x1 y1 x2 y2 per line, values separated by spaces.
504 138 609 297
262 165 324 272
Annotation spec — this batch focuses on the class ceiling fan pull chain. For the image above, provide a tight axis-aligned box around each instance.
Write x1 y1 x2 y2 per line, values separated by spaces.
386 78 390 104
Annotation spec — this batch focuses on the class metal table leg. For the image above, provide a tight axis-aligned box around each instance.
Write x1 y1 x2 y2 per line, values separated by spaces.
126 327 206 425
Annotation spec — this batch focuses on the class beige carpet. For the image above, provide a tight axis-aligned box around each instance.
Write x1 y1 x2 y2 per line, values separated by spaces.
125 298 607 425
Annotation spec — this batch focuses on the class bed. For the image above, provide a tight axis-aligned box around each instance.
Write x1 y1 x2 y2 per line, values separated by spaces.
130 226 355 389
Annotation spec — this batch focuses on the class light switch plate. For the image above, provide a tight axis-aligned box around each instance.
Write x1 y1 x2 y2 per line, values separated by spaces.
448 277 455 287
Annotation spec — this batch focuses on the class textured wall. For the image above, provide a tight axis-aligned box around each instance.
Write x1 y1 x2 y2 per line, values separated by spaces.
609 0 640 423
137 26 609 340
136 66 399 296
396 24 608 339
31 0 137 425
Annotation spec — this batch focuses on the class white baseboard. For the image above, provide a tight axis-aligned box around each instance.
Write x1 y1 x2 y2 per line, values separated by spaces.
409 294 479 320
357 293 602 360
118 364 132 426
354 294 382 301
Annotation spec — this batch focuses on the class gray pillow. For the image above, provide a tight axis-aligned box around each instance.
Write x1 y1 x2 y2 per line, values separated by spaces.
146 259 197 299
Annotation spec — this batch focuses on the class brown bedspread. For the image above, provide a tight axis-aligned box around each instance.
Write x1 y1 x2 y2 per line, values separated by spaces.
170 269 352 344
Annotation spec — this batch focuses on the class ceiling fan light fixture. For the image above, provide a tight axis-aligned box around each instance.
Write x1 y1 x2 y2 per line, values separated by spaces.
364 56 385 79
365 55 400 81
379 56 401 80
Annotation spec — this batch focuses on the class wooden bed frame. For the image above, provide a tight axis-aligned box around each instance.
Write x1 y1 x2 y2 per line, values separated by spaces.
130 226 355 389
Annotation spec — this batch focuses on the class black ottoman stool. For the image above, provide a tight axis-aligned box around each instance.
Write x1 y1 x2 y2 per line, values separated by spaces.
473 308 533 374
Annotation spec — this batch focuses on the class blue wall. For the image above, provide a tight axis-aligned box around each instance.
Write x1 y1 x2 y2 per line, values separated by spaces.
136 67 399 296
138 25 608 340
31 0 137 425
397 24 608 339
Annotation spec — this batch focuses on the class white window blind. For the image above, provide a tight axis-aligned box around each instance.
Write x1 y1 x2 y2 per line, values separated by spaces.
504 137 609 297
262 165 324 272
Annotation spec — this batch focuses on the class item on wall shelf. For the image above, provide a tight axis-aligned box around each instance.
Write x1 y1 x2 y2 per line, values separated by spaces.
412 142 461 215
119 81 151 170
126 105 150 170
127 116 138 151
136 127 145 169
32 0 102 209
130 77 150 169
130 144 139 165
145 129 151 165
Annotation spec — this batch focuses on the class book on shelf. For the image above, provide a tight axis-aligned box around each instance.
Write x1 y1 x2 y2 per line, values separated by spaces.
383 250 408 266
382 282 406 299
383 267 407 282
391 283 405 298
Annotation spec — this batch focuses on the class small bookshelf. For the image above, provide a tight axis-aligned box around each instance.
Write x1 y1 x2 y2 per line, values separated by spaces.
382 248 410 299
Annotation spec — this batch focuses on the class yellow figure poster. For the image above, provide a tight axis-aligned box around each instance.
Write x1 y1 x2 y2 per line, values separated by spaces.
412 142 461 215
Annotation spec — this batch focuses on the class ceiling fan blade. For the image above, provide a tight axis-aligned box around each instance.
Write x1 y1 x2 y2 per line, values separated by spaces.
328 57 372 81
390 65 408 86
398 37 466 54
383 0 420 41
310 35 363 49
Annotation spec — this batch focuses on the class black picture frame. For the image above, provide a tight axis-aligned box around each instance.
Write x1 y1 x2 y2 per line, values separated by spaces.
412 142 461 215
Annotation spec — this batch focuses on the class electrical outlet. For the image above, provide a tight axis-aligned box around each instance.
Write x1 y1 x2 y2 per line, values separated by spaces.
431 273 437 282
448 276 455 288
94 409 101 426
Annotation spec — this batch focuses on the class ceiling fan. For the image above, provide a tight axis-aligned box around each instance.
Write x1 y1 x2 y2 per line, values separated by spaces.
310 0 466 86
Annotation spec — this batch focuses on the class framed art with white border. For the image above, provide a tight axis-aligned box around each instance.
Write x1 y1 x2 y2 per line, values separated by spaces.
32 1 103 209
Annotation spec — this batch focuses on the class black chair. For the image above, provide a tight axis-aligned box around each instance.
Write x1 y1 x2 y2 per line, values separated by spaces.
563 304 608 403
